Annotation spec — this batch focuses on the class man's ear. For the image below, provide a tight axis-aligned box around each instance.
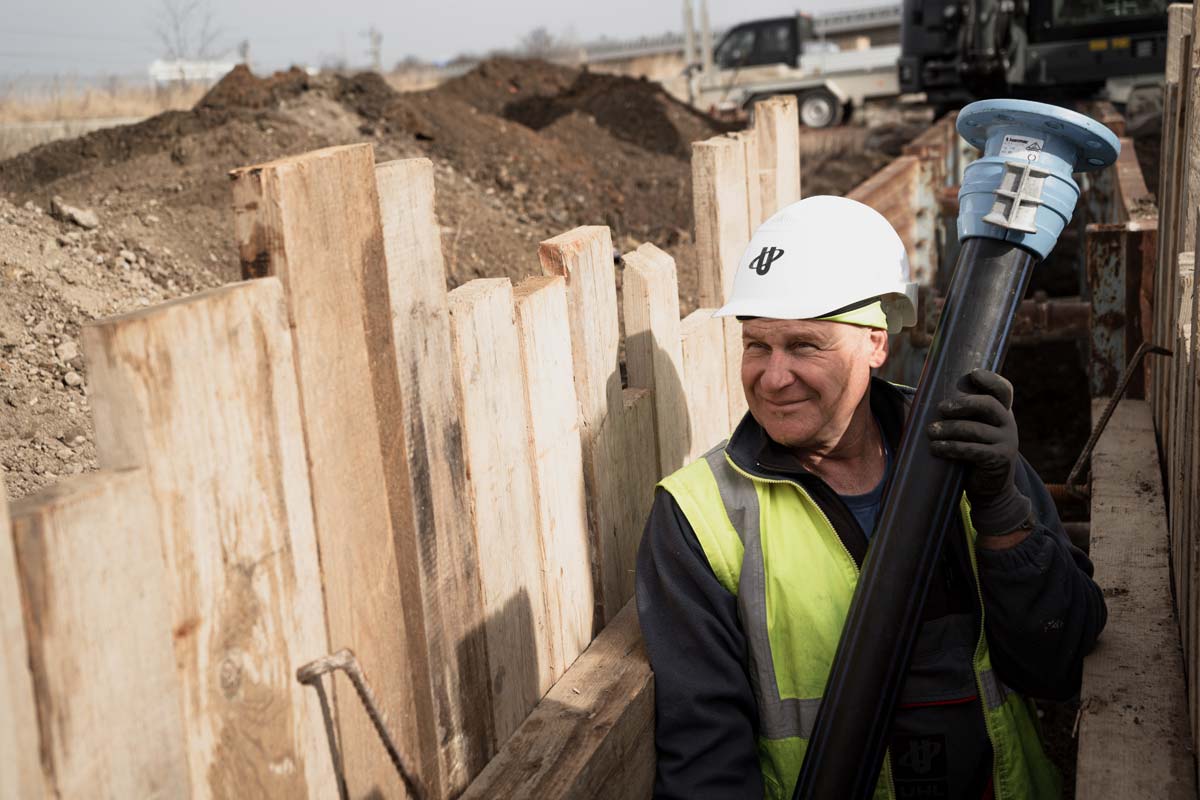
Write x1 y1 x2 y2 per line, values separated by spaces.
866 328 889 369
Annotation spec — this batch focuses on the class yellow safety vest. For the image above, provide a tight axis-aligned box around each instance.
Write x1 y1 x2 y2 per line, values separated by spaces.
659 443 1062 800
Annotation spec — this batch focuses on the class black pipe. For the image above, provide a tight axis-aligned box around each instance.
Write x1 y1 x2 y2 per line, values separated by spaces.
792 236 1038 799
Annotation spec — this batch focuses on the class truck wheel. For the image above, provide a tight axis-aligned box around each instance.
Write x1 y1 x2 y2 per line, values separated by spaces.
798 89 843 129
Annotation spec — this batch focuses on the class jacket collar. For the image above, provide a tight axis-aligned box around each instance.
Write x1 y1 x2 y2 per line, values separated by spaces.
725 377 913 482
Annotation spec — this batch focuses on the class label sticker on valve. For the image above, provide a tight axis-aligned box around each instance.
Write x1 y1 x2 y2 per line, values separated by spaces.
999 134 1045 162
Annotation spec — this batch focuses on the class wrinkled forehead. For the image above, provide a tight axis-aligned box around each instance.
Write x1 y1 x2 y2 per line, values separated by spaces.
740 316 856 342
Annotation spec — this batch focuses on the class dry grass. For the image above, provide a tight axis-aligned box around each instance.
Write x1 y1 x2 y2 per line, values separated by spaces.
0 78 206 124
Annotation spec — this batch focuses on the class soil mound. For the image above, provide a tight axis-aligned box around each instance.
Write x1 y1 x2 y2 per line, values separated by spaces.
196 64 312 110
433 57 577 117
504 70 732 158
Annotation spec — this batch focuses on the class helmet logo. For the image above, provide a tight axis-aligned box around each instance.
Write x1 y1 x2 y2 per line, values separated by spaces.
749 246 785 276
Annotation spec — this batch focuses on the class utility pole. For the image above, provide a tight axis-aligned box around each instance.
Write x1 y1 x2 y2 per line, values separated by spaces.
700 0 714 74
683 0 696 66
365 26 383 73
683 0 698 105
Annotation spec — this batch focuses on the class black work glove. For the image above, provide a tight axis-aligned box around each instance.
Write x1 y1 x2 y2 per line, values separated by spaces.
925 369 1033 536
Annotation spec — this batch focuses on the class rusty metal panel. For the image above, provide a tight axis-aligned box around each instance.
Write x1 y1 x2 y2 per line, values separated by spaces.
1088 222 1153 397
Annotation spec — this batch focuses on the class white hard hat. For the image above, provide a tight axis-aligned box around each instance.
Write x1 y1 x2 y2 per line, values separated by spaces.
715 195 918 334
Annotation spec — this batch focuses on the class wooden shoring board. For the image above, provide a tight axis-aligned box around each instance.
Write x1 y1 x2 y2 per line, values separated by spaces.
447 278 551 746
513 275 594 683
1172 253 1194 657
752 95 801 218
1177 13 1200 269
622 243 689 478
83 280 333 798
231 144 458 798
847 156 922 269
614 387 658 604
459 601 654 800
732 130 764 230
1182 248 1199 737
725 316 748 427
0 476 42 800
692 136 752 309
1076 399 1196 800
1156 7 1193 432
539 226 630 626
10 470 188 799
1190 209 1200 745
680 309 732 462
375 157 493 792
1114 137 1156 223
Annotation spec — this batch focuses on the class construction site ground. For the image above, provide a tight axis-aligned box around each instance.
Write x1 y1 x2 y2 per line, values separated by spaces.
0 59 919 499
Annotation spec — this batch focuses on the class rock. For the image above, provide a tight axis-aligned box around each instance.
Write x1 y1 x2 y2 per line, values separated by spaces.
55 341 79 362
59 427 86 447
49 196 99 230
63 371 83 387
119 249 137 263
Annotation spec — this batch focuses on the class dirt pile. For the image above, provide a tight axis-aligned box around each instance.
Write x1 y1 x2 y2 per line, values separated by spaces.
433 57 578 117
502 70 735 158
0 196 222 497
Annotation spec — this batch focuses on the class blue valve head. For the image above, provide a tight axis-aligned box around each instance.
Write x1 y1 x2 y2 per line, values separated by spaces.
956 99 1120 260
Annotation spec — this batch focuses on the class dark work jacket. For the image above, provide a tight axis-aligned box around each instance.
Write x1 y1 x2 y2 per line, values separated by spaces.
635 378 1107 799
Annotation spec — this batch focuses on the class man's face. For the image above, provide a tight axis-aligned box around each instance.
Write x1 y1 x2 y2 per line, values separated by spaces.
741 318 889 450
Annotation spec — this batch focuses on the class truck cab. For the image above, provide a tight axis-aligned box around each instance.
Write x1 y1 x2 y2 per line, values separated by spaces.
712 15 817 70
698 13 900 128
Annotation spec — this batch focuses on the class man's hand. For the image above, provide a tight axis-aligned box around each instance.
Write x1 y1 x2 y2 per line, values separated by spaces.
926 369 1033 538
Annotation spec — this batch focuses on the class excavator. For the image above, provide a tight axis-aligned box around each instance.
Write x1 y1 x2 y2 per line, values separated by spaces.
899 0 1169 113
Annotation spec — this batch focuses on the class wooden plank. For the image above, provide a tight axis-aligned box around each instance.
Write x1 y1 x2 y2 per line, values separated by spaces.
622 243 689 477
375 157 493 793
448 278 551 745
0 476 42 800
692 136 752 308
459 601 654 800
1163 8 1192 623
1170 252 1194 708
513 275 593 681
10 470 188 799
614 388 659 604
724 316 748 427
83 280 334 798
1076 399 1196 800
848 156 922 269
1155 7 1192 432
230 144 447 798
1177 13 1200 265
680 309 731 462
752 95 801 218
539 227 622 434
539 226 628 625
1177 247 1198 738
732 130 764 230
1115 138 1156 223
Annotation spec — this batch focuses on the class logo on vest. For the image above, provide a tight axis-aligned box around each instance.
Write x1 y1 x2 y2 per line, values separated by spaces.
748 246 785 275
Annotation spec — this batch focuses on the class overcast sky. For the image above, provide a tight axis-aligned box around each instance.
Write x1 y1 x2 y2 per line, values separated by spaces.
3 0 881 81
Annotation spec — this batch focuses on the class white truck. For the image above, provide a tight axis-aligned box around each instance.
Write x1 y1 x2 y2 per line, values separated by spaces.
692 13 900 128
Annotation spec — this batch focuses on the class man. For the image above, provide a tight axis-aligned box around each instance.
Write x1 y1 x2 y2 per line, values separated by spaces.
636 196 1105 799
